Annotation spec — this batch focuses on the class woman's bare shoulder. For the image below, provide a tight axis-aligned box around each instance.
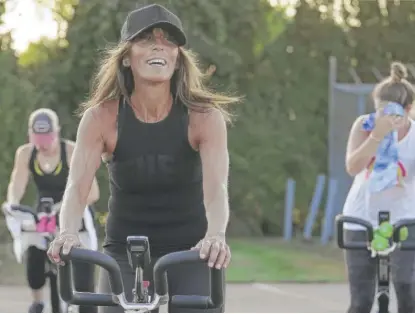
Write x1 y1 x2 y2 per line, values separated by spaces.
83 99 119 123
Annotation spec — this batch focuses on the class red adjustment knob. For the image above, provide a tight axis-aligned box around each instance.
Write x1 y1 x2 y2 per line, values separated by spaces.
143 281 150 289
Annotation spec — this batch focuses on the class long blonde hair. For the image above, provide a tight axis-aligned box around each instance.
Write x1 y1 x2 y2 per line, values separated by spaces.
78 42 241 122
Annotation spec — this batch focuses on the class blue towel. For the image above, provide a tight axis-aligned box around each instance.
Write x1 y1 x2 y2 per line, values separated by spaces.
362 102 405 193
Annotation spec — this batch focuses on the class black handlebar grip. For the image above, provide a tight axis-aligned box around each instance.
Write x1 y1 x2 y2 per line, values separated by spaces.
153 250 224 310
58 248 124 306
60 248 124 296
9 204 39 223
58 261 74 302
58 261 116 306
336 215 374 249
393 219 415 250
171 296 212 309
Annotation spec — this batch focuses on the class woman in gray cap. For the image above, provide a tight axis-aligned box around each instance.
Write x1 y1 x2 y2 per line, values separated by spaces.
48 3 240 313
4 108 99 313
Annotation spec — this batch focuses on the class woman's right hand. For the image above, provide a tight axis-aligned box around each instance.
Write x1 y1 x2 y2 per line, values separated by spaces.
47 232 82 265
372 111 404 139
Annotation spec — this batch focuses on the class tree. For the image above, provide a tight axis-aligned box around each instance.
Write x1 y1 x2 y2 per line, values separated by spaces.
0 2 39 202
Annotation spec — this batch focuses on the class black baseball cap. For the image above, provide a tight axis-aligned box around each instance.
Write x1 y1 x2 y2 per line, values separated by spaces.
120 4 186 46
31 112 55 134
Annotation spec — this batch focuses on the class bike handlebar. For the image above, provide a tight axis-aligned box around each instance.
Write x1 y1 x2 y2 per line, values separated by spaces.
58 248 224 311
336 214 415 251
393 218 415 250
3 201 57 222
153 250 224 309
336 215 374 250
3 204 39 224
59 248 123 306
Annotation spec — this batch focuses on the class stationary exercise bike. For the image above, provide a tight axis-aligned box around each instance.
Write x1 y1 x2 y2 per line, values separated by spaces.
3 198 72 312
336 211 415 313
58 235 224 313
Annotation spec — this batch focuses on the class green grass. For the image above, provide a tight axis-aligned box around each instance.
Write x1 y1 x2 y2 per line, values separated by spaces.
0 238 347 286
227 238 346 283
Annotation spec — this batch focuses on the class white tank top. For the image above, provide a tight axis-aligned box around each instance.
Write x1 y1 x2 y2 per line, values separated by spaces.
343 119 415 230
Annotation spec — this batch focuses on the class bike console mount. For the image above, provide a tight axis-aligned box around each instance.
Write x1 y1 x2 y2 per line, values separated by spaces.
126 236 151 303
127 236 150 271
39 197 54 214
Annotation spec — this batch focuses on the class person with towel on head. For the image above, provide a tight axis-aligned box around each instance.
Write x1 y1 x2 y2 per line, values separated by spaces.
342 62 415 313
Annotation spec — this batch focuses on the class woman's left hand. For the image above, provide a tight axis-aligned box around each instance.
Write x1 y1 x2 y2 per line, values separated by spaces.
192 234 231 269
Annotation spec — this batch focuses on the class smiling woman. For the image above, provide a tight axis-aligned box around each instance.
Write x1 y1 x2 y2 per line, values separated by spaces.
2 0 58 53
47 3 241 313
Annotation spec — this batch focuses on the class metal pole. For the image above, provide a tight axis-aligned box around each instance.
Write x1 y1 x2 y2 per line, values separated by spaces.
328 56 337 187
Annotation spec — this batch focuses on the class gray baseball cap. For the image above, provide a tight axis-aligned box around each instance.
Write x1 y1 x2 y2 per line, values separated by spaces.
120 4 186 46
31 112 55 134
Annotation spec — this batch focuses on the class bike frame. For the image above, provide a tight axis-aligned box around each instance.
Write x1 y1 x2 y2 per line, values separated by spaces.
377 211 390 313
127 236 151 304
336 213 415 313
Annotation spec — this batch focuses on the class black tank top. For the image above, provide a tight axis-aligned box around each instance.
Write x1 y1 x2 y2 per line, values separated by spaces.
104 99 207 257
28 140 92 232
29 140 69 206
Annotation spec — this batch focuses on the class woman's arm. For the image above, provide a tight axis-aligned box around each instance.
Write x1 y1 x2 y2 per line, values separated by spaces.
346 115 381 176
59 108 104 234
65 140 100 205
193 109 231 268
6 144 31 204
346 112 404 176
86 177 100 205
197 109 230 238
